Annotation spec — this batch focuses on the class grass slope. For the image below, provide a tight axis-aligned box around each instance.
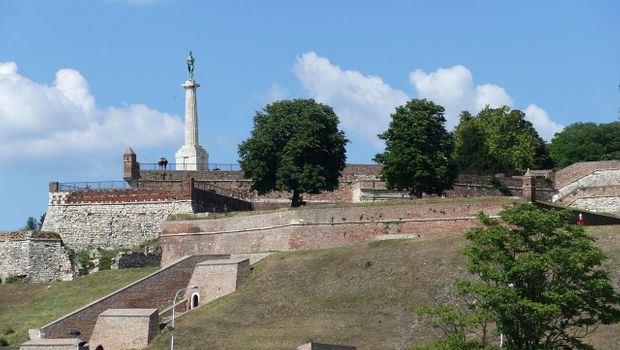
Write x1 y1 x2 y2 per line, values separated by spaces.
148 225 620 350
0 267 156 346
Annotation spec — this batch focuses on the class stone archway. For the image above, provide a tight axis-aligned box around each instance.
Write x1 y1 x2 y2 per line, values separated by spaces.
191 292 199 309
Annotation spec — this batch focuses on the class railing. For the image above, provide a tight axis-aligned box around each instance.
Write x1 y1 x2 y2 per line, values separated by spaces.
58 181 130 191
139 162 241 171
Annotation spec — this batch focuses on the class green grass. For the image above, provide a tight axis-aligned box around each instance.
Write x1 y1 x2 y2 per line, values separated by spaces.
146 226 620 350
0 267 156 346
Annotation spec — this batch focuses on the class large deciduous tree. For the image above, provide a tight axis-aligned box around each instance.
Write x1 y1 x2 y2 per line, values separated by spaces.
454 106 553 175
549 121 620 169
374 99 457 198
461 203 620 350
238 99 348 207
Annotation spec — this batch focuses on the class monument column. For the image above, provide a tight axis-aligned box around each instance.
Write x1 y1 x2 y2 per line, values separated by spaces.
175 51 209 170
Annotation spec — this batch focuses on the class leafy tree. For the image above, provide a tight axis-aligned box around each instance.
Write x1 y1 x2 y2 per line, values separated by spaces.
21 213 46 231
460 203 620 350
238 99 348 207
549 121 620 168
374 99 457 198
454 111 499 174
454 106 553 175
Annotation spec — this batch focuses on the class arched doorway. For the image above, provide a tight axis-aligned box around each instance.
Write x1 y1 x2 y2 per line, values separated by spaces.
191 292 199 309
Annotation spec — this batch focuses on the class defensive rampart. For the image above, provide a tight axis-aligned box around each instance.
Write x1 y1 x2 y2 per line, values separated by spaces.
38 255 213 341
160 198 515 265
0 231 73 283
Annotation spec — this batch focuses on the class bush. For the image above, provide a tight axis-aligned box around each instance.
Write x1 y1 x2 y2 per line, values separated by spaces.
76 250 94 269
4 275 22 284
489 175 511 195
0 337 8 346
97 249 119 271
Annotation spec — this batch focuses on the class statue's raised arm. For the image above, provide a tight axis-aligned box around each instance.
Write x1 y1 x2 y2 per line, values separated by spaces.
186 51 195 81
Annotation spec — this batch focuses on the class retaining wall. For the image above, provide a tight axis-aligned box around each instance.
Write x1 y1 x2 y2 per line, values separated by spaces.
0 232 73 283
42 192 194 250
555 160 620 189
160 199 515 265
38 255 212 341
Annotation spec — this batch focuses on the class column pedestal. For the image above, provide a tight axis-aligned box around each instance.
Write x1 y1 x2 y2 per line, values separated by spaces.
175 80 209 170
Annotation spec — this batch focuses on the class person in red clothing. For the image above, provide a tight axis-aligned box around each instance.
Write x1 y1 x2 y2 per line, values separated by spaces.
578 213 585 226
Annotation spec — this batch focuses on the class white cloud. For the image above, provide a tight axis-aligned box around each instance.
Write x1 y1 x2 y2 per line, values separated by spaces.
294 52 408 148
410 65 513 129
294 55 564 150
524 104 564 141
0 61 183 162
268 84 289 102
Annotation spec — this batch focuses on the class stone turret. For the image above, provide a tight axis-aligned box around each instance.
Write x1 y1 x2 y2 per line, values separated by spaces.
123 147 140 186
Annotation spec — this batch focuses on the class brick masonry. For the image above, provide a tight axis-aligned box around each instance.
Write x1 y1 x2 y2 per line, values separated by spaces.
39 255 212 341
88 309 158 350
160 199 514 265
187 258 250 305
0 231 73 283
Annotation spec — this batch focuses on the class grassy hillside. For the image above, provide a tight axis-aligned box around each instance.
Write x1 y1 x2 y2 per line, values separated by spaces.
0 267 156 346
147 226 620 350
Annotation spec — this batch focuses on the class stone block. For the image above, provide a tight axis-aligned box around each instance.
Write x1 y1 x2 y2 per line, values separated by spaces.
88 309 158 350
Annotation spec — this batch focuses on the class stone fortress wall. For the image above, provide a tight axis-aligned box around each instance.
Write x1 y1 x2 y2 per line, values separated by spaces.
159 198 514 265
0 231 73 283
552 160 620 216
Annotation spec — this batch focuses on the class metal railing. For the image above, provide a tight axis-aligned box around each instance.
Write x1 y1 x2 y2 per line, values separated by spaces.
139 162 241 171
58 181 130 191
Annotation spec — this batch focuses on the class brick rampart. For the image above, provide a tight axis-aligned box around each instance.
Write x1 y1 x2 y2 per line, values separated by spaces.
160 199 515 265
64 188 191 203
39 255 212 341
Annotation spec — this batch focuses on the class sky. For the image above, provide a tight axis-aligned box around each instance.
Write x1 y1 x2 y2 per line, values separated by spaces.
0 0 618 230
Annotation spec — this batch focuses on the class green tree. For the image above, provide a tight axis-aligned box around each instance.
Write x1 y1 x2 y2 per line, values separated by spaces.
549 121 620 169
238 99 348 207
22 217 38 230
454 106 553 174
374 99 457 198
461 203 620 350
453 111 499 174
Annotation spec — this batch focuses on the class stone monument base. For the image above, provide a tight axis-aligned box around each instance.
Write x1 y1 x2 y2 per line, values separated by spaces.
175 145 209 170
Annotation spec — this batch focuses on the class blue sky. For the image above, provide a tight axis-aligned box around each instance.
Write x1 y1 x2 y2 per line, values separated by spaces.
0 0 618 230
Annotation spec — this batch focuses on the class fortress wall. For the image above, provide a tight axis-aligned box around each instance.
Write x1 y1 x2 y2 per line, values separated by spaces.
554 169 620 203
42 192 194 250
0 232 73 283
160 199 512 265
570 196 620 216
64 188 191 203
555 160 620 189
39 255 210 341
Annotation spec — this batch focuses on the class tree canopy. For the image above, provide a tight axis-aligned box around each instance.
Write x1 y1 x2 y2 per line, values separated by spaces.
454 106 553 175
238 99 348 206
460 203 620 350
549 121 620 169
374 99 457 198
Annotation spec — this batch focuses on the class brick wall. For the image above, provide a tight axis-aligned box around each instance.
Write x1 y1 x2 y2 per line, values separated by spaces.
88 309 159 350
39 255 213 341
64 188 191 203
160 199 514 265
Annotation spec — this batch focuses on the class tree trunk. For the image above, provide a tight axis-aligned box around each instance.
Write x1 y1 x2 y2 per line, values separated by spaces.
291 190 300 207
